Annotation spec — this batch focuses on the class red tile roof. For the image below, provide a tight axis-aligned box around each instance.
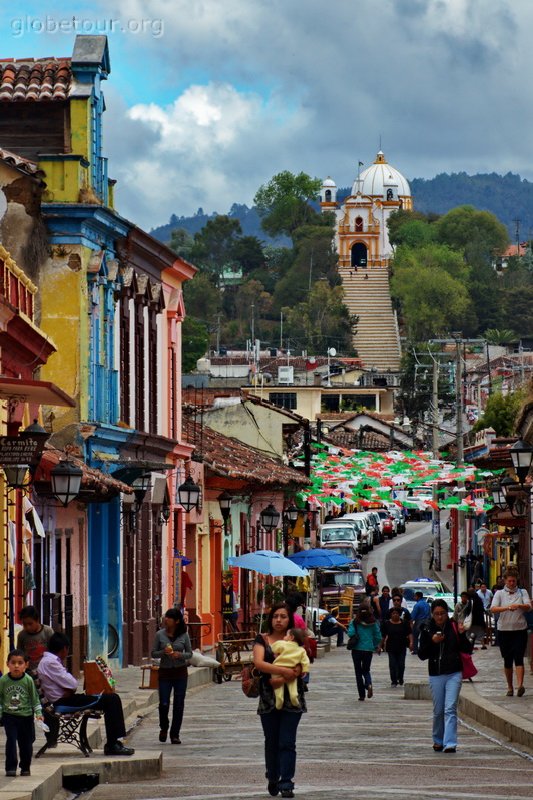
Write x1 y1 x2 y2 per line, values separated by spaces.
0 146 44 179
183 418 309 486
0 58 71 101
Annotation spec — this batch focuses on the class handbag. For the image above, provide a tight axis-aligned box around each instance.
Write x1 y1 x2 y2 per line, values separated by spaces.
452 622 477 680
518 590 533 630
346 625 359 651
241 663 261 698
241 634 264 698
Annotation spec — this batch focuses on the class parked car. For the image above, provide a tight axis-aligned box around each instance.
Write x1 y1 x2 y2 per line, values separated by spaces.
366 510 385 545
341 512 375 553
388 505 406 533
319 568 366 610
376 509 396 539
321 539 361 565
319 520 363 551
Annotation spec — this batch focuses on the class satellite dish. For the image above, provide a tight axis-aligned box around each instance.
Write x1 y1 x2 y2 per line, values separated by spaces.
328 347 336 357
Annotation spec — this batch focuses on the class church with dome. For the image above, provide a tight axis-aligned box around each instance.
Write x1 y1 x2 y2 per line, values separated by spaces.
320 150 412 372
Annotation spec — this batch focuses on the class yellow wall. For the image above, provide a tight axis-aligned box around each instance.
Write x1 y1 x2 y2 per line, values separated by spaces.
39 246 90 426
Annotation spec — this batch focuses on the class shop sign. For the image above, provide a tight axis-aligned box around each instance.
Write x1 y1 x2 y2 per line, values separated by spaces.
0 436 45 466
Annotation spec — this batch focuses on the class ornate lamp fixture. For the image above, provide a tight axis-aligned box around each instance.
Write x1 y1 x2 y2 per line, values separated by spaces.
50 459 83 507
510 439 533 485
177 475 201 513
260 503 280 532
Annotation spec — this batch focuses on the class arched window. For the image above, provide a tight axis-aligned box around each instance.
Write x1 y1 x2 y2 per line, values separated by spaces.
351 242 367 268
386 188 394 201
325 189 331 202
355 216 363 232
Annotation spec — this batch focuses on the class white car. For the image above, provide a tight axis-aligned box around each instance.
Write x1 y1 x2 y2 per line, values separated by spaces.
399 578 445 612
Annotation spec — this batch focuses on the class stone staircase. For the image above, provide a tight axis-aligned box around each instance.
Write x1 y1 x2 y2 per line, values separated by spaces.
339 266 401 371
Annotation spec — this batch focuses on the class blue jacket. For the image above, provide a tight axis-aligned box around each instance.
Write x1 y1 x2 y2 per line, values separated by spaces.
411 598 431 623
347 620 382 651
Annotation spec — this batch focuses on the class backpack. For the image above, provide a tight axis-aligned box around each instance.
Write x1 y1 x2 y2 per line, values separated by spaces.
320 616 337 637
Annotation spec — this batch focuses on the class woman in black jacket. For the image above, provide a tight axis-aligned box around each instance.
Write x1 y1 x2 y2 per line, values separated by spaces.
418 599 473 753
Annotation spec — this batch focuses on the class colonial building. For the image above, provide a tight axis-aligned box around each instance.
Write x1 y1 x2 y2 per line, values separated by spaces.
320 151 412 372
0 35 195 666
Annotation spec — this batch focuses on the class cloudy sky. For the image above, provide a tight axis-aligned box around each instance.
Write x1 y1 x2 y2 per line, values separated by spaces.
3 0 533 230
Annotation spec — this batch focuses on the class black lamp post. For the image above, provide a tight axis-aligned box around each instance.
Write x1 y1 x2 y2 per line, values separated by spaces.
3 465 31 490
159 504 171 525
490 481 507 510
500 476 527 517
50 459 83 507
259 503 280 533
132 473 152 508
282 504 299 557
219 490 232 537
510 439 533 485
177 475 201 513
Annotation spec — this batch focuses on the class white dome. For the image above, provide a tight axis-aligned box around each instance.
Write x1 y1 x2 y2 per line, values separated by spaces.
352 152 410 198
322 176 336 187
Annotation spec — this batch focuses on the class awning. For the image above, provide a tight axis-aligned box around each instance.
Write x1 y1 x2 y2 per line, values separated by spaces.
112 461 175 485
0 377 75 407
33 448 133 503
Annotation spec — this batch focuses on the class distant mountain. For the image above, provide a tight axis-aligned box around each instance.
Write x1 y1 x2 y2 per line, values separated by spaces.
150 203 289 246
150 172 533 244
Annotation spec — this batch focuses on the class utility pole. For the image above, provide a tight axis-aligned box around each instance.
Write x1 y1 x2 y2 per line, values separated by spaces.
514 218 521 255
280 310 283 351
455 336 466 594
431 357 441 570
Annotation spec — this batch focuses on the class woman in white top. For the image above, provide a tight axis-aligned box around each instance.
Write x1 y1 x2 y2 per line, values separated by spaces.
490 566 532 697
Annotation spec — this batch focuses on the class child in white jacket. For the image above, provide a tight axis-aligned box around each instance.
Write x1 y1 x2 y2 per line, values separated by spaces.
270 629 310 709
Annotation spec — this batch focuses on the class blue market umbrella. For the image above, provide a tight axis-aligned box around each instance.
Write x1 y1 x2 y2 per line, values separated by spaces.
288 548 352 569
228 549 309 577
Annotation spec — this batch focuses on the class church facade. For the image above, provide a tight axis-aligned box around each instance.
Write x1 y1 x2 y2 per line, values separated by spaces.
320 151 412 372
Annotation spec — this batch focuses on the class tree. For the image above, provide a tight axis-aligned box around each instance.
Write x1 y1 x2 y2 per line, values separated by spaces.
283 280 356 353
435 205 508 262
169 227 194 260
183 272 220 322
254 171 322 240
182 316 209 372
473 389 526 436
272 224 338 310
387 209 437 247
231 235 265 275
391 243 473 340
484 328 516 345
190 215 242 286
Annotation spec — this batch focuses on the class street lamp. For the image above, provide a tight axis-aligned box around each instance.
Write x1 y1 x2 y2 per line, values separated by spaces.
132 473 152 508
510 440 533 485
177 475 201 513
219 490 232 537
500 476 526 517
259 503 280 532
490 481 507 510
159 504 171 525
3 465 30 490
50 459 83 507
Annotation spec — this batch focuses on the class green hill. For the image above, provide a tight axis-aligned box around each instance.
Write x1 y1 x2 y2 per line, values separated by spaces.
151 171 533 244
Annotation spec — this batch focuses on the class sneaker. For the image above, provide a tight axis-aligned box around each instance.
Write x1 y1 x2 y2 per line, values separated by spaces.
443 747 456 753
159 730 168 743
367 685 373 698
517 686 525 697
5 771 16 777
391 682 398 687
170 737 181 744
20 770 31 777
280 791 294 798
268 781 279 796
506 689 514 697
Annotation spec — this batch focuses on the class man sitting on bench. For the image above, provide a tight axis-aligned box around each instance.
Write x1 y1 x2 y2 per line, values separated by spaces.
37 633 134 756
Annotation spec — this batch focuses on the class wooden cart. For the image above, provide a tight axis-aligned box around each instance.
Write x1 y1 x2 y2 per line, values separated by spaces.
215 631 257 683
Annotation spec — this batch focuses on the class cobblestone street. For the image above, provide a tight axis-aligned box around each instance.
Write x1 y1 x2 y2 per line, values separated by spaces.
89 643 533 800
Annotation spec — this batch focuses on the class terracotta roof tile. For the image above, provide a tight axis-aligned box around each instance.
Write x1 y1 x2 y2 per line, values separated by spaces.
0 146 45 180
183 417 308 487
0 58 71 102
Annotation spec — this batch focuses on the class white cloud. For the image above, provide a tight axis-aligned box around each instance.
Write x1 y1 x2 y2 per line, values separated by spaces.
94 0 533 229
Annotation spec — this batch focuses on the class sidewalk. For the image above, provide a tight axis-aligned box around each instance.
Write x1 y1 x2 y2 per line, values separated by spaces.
0 665 212 800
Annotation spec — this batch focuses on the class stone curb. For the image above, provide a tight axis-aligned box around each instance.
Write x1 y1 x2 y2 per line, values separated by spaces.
404 680 533 750
0 666 214 800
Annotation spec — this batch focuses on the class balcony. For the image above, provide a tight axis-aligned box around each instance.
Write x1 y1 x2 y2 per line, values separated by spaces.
0 246 36 320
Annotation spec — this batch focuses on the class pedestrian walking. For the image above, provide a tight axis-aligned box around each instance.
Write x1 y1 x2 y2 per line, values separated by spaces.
477 583 493 610
365 567 379 595
0 649 43 777
409 591 431 655
490 566 532 697
418 599 473 753
381 607 412 686
377 586 391 620
253 603 307 798
347 607 382 701
466 587 486 648
151 608 192 744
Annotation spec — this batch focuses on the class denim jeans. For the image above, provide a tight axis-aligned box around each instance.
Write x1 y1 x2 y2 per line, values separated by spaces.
260 709 302 792
351 650 373 699
158 677 188 738
428 671 463 749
